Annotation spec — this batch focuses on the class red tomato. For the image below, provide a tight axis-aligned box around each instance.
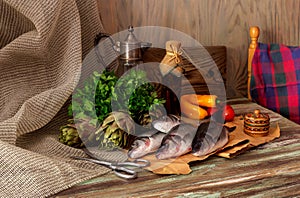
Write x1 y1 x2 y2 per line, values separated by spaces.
207 105 235 122
223 105 235 122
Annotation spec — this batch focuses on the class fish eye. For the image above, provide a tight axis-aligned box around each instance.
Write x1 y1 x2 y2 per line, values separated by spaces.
132 142 139 148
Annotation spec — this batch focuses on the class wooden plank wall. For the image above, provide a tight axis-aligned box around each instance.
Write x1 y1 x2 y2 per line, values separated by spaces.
97 0 300 98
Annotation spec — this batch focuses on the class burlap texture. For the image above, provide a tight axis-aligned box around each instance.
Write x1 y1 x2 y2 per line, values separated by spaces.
0 0 121 197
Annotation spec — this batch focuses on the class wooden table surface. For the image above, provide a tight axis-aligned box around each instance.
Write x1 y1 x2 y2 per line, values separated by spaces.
54 98 300 198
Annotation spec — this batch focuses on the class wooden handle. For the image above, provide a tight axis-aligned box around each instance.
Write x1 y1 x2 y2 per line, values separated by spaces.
247 26 260 100
249 26 260 49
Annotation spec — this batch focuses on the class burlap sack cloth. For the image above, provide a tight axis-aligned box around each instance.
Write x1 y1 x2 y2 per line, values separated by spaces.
0 0 124 197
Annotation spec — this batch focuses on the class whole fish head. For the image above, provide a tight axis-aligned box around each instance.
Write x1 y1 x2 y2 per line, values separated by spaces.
155 134 183 160
127 138 150 159
152 114 180 133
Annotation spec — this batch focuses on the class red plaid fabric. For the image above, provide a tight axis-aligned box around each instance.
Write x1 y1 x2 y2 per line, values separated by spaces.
250 42 300 124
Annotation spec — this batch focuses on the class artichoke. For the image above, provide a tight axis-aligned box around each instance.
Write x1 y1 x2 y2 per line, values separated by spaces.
95 111 136 150
59 119 97 148
59 119 83 148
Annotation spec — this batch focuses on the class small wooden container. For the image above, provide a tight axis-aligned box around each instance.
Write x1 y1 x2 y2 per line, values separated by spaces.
244 109 270 137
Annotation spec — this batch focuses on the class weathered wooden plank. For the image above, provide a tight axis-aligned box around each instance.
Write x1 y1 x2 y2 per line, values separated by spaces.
55 99 300 197
56 151 300 197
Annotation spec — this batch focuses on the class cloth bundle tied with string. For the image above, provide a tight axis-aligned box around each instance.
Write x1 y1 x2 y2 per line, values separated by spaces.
159 40 184 77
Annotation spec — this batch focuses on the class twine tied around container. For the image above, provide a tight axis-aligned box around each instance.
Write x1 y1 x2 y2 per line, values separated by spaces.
159 40 184 77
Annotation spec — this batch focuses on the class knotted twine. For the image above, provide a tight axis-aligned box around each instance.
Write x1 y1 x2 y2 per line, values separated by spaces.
159 40 184 77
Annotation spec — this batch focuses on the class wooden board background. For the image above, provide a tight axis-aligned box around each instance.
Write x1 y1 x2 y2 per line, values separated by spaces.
97 0 300 98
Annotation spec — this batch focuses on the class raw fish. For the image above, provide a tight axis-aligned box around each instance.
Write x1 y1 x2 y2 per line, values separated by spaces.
156 124 197 160
192 121 229 156
152 114 180 133
128 131 166 159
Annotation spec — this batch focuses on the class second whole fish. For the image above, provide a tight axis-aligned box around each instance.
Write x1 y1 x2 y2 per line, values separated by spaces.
156 124 198 160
